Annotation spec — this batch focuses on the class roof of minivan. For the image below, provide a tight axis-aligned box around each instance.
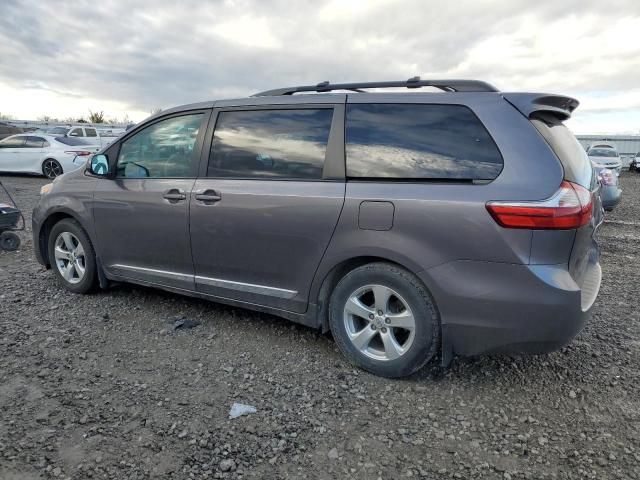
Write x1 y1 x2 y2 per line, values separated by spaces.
154 84 580 122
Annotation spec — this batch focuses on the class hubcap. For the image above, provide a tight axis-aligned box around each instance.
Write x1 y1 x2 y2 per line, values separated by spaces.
343 284 416 361
54 232 86 284
44 160 62 178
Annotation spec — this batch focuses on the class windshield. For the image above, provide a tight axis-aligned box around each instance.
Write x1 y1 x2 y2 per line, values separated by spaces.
54 137 91 146
588 148 618 158
49 127 69 135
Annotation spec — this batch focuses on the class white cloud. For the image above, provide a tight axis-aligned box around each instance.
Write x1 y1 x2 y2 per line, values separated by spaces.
0 0 638 132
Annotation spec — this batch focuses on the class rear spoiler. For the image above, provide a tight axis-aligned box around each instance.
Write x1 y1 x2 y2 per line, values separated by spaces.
502 93 579 121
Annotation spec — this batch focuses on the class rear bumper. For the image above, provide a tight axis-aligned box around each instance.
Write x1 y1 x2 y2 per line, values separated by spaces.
420 260 600 358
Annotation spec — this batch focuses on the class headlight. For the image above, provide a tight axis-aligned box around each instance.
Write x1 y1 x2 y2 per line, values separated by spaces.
40 183 53 195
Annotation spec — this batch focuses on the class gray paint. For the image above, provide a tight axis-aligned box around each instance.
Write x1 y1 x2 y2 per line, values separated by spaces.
32 88 602 360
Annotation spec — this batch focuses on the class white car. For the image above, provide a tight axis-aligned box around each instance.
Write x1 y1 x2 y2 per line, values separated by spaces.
0 134 101 179
587 146 622 175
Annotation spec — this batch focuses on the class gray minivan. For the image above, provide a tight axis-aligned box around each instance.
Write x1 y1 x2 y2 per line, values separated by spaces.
32 78 603 377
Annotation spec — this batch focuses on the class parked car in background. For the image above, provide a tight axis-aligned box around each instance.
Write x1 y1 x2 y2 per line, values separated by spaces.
0 134 100 178
32 78 603 377
595 167 621 211
0 122 23 140
588 146 622 175
40 125 118 148
630 153 640 172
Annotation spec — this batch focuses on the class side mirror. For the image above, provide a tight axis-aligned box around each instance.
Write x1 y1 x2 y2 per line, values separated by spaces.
88 154 110 176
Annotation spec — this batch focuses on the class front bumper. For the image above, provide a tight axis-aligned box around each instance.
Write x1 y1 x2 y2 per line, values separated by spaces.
420 260 600 358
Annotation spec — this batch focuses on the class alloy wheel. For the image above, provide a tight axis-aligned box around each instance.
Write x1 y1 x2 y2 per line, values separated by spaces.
43 160 62 178
343 284 416 361
54 232 86 284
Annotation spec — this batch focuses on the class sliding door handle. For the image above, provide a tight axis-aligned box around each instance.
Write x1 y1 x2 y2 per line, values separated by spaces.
194 189 221 204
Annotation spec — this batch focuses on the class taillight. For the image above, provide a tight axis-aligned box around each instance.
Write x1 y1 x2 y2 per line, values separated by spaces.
64 150 92 156
486 181 593 230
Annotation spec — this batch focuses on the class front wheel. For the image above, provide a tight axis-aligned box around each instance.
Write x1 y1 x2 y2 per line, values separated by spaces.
47 219 97 293
42 158 63 179
329 262 440 378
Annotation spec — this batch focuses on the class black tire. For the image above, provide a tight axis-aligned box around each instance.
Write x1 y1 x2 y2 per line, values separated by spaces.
42 158 63 179
47 218 97 294
0 231 20 251
329 262 440 378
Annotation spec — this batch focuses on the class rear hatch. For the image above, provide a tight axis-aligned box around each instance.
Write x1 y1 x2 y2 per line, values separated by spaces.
528 112 603 310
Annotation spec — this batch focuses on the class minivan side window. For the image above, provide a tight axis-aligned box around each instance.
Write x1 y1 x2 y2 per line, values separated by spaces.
345 104 503 181
208 108 334 180
116 113 203 178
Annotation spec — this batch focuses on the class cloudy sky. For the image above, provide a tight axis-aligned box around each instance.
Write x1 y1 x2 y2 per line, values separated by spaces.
0 0 639 134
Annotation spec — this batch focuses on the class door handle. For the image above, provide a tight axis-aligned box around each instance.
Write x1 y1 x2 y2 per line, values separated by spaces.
194 189 221 204
163 188 186 203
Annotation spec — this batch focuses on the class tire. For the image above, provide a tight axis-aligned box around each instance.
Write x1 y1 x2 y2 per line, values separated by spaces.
47 219 97 294
42 158 63 179
329 262 440 378
0 231 20 251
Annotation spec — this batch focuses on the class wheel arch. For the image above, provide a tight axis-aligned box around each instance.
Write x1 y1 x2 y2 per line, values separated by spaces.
38 209 92 268
312 253 437 334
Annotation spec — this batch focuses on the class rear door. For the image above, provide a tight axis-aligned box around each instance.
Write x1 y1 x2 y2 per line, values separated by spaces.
190 103 346 313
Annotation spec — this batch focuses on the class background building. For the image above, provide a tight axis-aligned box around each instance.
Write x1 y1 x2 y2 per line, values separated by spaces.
577 135 640 160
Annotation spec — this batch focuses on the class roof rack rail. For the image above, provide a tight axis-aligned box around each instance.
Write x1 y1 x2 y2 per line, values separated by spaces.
252 77 499 96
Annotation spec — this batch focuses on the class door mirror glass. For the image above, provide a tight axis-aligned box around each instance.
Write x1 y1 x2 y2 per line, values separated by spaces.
90 154 110 176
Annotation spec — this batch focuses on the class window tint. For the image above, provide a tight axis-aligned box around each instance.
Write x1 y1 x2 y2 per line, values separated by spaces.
85 128 98 137
25 136 47 148
0 136 25 148
116 113 203 178
346 104 503 180
208 109 334 180
70 128 84 137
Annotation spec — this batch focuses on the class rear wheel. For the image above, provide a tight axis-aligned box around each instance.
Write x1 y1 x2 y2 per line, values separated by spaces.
329 262 440 378
0 231 20 251
42 159 63 179
47 219 97 293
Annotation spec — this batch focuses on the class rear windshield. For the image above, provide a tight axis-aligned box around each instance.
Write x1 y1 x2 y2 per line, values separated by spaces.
531 114 594 189
54 137 92 146
588 148 618 158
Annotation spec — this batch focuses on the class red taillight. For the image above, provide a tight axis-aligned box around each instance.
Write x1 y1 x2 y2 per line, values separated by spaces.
64 150 92 156
486 181 593 230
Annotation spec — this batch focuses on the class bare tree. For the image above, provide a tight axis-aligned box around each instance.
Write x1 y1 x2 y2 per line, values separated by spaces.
150 107 162 116
0 112 15 121
88 110 105 123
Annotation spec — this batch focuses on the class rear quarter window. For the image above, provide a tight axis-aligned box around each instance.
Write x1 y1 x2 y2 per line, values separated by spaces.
345 103 503 181
531 114 594 189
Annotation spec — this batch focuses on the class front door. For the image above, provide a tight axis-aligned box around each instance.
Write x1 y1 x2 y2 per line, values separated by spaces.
190 105 346 313
92 111 209 290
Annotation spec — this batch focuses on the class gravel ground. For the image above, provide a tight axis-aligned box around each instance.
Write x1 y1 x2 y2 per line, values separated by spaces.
1 172 639 480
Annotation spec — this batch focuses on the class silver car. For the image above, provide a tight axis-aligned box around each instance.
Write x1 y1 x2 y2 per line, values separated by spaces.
32 78 603 377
